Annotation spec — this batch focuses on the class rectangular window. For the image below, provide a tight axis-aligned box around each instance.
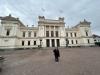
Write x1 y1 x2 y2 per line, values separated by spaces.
94 39 96 42
74 33 77 37
70 33 72 37
28 41 30 46
56 39 60 47
51 39 55 47
55 31 58 37
46 39 50 47
66 39 69 44
34 32 36 37
86 32 88 36
68 40 69 44
22 41 24 46
46 31 49 37
34 41 36 45
87 39 90 43
66 33 68 37
23 32 25 37
28 31 31 37
51 31 54 37
6 29 10 36
71 40 73 44
76 40 78 44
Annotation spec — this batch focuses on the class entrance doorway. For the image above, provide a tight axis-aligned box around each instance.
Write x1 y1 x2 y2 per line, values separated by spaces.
51 39 55 47
46 39 50 47
56 39 60 47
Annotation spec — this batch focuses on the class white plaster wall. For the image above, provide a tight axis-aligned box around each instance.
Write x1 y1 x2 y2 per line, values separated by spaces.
0 20 1 35
0 38 16 48
0 24 6 36
59 26 66 37
79 26 91 37
38 26 45 37
60 38 66 47
0 23 19 37
79 38 94 46
41 39 46 47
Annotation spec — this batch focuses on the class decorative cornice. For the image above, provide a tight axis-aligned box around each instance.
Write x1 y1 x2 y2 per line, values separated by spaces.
79 19 91 25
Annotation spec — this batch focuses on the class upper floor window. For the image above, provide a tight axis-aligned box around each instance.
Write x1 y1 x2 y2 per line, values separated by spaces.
51 31 54 37
70 33 72 37
74 33 77 37
55 31 58 37
86 32 88 36
28 31 31 37
6 29 10 36
23 32 25 37
34 32 37 37
66 33 68 37
46 31 49 37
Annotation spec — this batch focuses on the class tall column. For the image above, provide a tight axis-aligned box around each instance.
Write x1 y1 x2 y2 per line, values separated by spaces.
44 26 46 37
55 39 57 47
50 39 51 47
54 26 55 37
49 26 51 37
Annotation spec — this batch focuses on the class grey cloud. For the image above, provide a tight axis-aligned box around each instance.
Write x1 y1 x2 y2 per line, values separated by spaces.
0 0 100 35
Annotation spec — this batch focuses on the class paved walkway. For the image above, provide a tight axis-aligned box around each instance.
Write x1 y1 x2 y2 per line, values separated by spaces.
0 47 100 75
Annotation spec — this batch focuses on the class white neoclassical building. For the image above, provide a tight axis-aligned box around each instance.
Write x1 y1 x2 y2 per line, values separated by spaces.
0 14 94 49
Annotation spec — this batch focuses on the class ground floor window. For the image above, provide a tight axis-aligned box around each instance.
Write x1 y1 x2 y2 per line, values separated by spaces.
46 39 50 47
28 41 30 46
51 39 55 47
76 40 78 44
22 41 24 46
71 40 73 44
34 41 36 45
87 39 90 43
56 39 60 47
6 29 10 36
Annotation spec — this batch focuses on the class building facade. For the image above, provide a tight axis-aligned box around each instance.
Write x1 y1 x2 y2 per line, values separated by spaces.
92 34 100 46
0 15 94 49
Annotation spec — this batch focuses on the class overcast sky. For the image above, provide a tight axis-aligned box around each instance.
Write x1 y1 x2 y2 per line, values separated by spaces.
0 0 100 35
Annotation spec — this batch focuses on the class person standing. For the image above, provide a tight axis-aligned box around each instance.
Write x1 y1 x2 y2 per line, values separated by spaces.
53 47 60 62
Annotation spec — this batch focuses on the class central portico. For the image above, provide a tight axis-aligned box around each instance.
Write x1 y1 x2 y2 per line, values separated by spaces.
38 16 66 47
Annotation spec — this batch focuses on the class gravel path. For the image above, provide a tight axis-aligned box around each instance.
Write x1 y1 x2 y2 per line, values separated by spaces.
0 47 100 75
